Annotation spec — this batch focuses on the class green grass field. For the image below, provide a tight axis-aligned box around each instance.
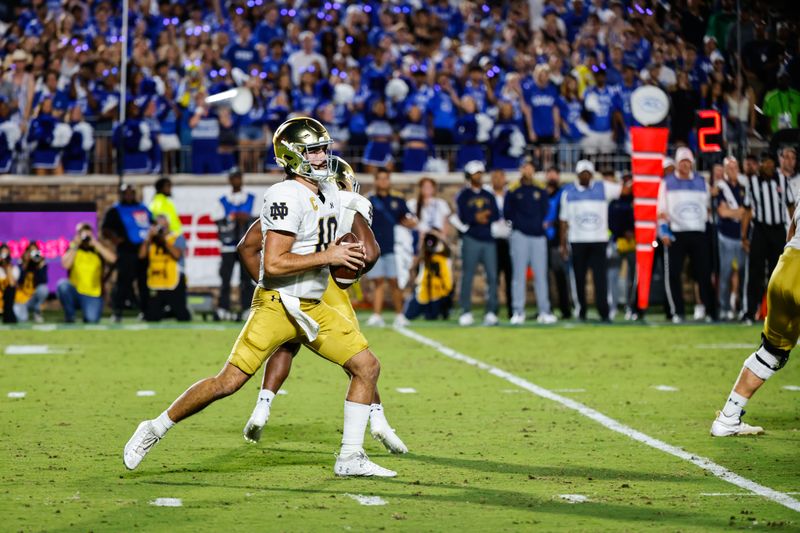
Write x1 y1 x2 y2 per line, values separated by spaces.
1 318 799 532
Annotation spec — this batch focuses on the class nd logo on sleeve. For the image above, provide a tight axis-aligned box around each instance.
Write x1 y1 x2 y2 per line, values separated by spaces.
270 202 289 220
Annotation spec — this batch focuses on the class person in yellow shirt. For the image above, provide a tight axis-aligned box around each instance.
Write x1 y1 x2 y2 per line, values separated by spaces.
148 176 182 234
139 215 190 321
57 223 117 323
13 243 49 323
0 243 17 323
403 231 454 320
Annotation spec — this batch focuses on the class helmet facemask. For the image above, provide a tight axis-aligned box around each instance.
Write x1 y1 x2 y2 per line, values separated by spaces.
279 139 335 182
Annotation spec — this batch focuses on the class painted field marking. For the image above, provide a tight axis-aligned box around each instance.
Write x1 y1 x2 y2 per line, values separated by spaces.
4 345 68 355
32 324 57 332
123 324 150 331
395 388 417 394
558 494 588 503
653 385 679 392
136 390 156 397
394 326 800 514
149 498 182 507
782 385 800 391
554 388 586 393
701 492 800 497
7 391 26 399
346 494 387 506
84 325 109 331
277 390 288 396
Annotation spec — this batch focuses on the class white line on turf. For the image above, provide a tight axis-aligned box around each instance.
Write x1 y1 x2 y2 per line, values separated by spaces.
7 391 26 398
701 492 800 497
554 388 586 393
32 324 57 331
277 390 288 395
345 494 387 506
653 385 679 392
558 494 588 503
4 345 67 355
395 387 417 394
136 390 156 397
149 498 182 507
782 385 800 391
394 326 800 514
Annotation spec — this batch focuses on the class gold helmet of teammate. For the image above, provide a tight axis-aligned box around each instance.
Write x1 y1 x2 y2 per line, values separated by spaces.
272 117 334 181
330 156 360 193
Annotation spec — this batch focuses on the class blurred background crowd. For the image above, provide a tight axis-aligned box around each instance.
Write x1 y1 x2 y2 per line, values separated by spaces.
1 0 799 176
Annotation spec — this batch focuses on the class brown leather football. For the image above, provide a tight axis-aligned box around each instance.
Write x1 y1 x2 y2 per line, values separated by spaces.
331 232 361 289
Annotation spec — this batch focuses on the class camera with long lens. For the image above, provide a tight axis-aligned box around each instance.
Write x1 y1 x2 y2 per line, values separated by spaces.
81 230 92 244
0 249 9 266
29 249 43 263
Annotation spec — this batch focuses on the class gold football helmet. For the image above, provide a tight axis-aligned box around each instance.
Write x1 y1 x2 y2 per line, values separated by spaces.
330 156 360 193
272 117 334 181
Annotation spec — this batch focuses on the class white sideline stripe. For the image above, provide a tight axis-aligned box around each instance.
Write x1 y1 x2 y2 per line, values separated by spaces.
701 492 800 497
554 388 586 393
396 387 417 394
136 390 156 397
7 391 26 398
32 324 57 331
782 385 800 391
346 494 387 506
394 326 800 514
149 498 182 507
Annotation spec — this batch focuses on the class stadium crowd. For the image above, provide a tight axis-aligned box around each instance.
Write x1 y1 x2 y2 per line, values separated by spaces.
0 0 799 175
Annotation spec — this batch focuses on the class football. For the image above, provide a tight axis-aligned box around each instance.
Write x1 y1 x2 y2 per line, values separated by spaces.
331 232 362 289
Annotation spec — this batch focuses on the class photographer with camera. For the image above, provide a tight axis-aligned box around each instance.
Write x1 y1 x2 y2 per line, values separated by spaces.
403 231 454 321
57 223 117 323
0 243 17 323
139 215 190 322
13 243 49 323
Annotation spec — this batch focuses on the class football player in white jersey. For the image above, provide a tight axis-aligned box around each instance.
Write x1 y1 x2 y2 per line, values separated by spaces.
238 156 408 454
124 118 397 477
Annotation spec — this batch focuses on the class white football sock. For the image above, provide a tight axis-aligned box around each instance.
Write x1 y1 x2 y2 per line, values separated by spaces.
369 403 389 430
152 410 174 438
258 389 276 404
340 401 370 456
721 390 748 418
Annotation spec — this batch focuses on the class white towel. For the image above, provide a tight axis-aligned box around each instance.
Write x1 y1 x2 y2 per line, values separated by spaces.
277 290 320 342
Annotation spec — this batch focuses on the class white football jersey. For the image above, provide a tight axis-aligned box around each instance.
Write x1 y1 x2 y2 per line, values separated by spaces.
259 179 341 299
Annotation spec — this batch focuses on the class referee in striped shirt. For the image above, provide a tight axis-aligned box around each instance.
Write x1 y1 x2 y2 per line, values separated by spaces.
742 151 796 323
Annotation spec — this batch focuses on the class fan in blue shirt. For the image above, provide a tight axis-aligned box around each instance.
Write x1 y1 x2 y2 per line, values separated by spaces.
225 25 258 72
524 65 560 141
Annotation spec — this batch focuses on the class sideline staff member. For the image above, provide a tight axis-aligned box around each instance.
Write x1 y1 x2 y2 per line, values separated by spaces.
102 184 153 322
140 215 191 322
559 159 622 322
657 147 716 323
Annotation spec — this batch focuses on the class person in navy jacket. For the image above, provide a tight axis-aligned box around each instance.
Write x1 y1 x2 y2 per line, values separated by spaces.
455 160 500 326
62 105 94 175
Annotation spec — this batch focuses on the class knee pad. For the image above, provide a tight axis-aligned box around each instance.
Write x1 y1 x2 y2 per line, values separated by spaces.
743 335 791 380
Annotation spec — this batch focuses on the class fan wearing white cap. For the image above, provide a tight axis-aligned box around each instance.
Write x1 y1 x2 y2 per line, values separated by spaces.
558 159 624 322
287 31 328 85
656 146 716 323
455 160 501 326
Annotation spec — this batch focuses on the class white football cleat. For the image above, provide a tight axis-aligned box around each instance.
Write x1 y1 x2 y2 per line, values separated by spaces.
483 312 499 326
243 402 271 443
371 425 409 454
710 411 764 437
393 314 410 328
366 314 385 327
510 313 525 325
671 315 684 324
123 420 161 470
458 312 474 327
334 451 397 477
537 312 558 324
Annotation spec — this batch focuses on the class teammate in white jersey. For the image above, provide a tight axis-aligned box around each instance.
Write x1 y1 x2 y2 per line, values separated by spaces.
123 118 397 477
239 156 408 454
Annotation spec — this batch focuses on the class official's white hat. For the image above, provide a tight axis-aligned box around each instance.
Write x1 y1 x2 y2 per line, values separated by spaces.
662 157 675 169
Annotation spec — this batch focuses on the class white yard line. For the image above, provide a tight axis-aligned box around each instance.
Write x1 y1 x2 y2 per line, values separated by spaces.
394 326 800 514
149 498 182 507
701 492 800 497
345 494 387 506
